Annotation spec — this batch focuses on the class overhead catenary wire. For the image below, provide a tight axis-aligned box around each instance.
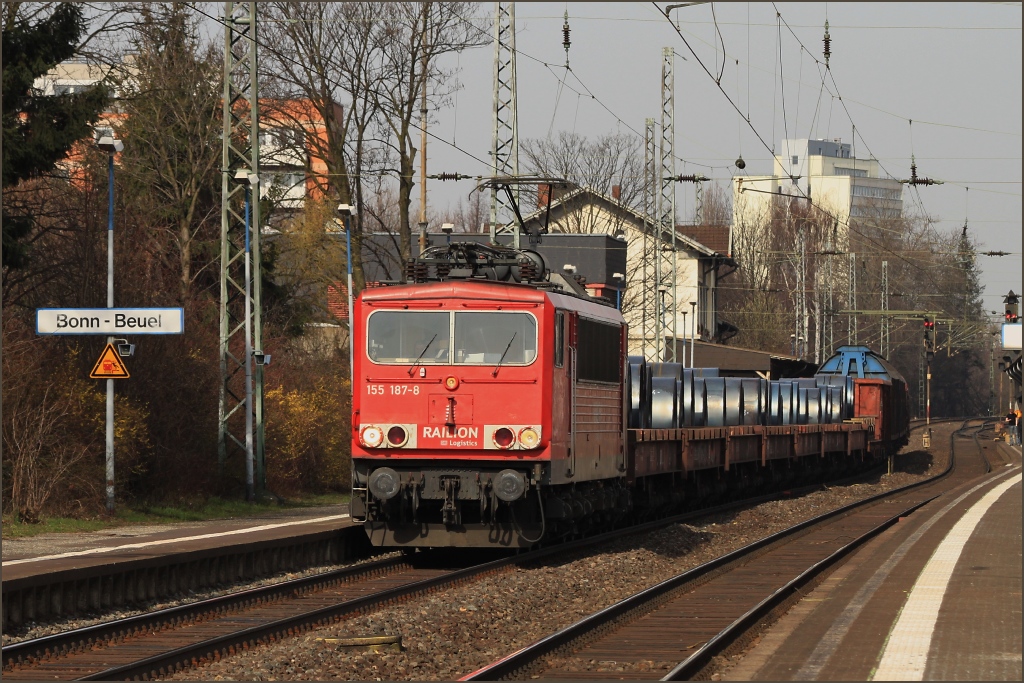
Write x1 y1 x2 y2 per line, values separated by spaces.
652 4 991 296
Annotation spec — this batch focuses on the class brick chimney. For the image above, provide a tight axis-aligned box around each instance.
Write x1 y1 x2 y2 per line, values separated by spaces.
538 183 550 208
611 185 621 201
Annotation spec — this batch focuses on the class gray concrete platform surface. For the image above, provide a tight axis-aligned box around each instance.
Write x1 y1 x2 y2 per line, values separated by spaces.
726 441 1022 681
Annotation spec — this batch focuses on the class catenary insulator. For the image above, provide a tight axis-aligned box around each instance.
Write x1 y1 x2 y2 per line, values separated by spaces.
823 20 831 67
563 11 571 53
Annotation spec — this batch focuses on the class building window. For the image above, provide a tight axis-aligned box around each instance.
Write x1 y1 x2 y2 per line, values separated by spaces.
791 155 799 166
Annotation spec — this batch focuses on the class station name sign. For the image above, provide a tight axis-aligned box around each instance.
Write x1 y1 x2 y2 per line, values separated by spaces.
36 308 185 335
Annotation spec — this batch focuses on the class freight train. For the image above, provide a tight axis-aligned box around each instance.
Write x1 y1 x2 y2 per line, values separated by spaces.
349 242 910 549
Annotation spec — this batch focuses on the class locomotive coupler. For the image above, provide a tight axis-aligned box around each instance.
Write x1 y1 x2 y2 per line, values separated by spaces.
440 476 461 525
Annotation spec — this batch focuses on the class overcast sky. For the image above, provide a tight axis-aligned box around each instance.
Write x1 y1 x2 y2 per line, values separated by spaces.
416 2 1021 316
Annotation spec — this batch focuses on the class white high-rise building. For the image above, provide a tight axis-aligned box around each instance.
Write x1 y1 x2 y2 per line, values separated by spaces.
733 138 903 231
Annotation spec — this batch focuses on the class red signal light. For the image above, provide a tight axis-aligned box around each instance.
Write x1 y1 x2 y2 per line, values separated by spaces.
493 427 515 449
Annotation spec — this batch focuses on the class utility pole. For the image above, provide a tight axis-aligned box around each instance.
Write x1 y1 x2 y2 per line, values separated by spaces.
881 260 889 358
418 2 429 255
848 252 857 345
219 1 264 495
657 46 676 362
642 118 657 362
490 2 518 247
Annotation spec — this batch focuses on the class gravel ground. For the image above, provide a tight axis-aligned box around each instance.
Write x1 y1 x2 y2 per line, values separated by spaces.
163 428 953 682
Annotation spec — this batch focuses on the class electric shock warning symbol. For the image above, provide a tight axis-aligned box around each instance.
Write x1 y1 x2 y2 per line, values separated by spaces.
90 343 130 379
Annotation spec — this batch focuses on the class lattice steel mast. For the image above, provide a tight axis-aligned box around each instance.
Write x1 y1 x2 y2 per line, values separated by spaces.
657 47 677 362
490 2 519 247
218 2 264 494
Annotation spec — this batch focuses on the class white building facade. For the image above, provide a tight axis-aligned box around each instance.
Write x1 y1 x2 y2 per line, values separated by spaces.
733 138 903 232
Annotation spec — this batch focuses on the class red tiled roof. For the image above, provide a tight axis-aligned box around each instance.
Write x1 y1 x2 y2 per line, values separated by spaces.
677 225 730 255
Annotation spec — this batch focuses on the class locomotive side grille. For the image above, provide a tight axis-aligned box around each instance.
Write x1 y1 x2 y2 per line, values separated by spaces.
575 384 622 433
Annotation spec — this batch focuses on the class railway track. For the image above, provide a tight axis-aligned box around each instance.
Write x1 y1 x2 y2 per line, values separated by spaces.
2 421 969 681
1 464 904 681
462 418 998 681
1 553 497 681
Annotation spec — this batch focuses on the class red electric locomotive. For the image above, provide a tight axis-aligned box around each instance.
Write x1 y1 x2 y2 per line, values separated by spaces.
349 241 909 549
351 256 627 548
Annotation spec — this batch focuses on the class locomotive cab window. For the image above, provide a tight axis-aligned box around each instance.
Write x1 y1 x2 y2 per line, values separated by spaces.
454 312 536 365
366 310 537 366
366 311 450 364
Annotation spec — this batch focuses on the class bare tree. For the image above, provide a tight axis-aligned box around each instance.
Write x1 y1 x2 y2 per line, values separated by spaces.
370 1 486 261
113 3 221 303
260 1 384 292
521 131 646 211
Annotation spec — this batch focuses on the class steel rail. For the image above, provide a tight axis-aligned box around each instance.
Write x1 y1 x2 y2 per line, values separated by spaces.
2 554 406 669
461 418 978 681
8 424 965 681
663 418 994 680
79 482 869 680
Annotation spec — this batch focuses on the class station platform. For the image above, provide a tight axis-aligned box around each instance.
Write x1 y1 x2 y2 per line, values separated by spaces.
726 440 1022 681
2 504 353 579
1 504 365 630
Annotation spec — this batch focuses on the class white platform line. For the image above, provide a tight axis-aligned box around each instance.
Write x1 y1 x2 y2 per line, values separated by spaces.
792 468 1021 680
2 514 350 567
872 473 1022 681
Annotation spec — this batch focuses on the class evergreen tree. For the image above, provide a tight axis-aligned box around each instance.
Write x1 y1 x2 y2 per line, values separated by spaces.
2 3 108 268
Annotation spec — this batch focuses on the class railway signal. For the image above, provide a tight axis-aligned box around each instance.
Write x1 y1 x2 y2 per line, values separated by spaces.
1004 291 1019 323
923 317 936 360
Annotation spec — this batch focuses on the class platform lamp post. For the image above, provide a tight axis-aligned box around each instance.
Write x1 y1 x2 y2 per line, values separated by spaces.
338 204 356 380
235 170 259 501
98 135 123 515
658 285 668 361
689 301 697 369
680 310 687 366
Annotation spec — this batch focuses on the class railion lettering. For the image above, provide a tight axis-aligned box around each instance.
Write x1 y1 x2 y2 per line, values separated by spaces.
421 426 479 439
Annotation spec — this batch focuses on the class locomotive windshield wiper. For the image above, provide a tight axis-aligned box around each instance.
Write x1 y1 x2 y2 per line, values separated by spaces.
408 334 437 376
492 332 517 377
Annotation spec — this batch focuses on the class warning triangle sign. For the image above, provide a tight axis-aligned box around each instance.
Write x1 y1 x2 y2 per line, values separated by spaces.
90 343 130 379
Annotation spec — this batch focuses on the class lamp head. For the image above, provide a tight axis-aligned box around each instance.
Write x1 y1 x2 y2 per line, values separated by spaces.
97 136 123 154
253 350 271 366
233 169 259 186
114 339 135 357
441 223 454 234
337 203 354 216
563 264 577 274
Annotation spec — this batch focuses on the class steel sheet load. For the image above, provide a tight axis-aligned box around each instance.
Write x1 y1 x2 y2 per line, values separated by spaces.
626 358 857 429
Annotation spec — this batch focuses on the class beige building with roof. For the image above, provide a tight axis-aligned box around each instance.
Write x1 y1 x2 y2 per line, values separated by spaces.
518 187 735 359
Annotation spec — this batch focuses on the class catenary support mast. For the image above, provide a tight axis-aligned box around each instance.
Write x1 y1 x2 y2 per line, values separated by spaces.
219 2 264 493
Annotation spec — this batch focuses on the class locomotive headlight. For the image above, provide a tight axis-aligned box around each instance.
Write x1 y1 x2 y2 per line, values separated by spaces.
518 427 540 449
492 427 516 449
444 375 460 391
360 425 384 448
386 425 409 447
